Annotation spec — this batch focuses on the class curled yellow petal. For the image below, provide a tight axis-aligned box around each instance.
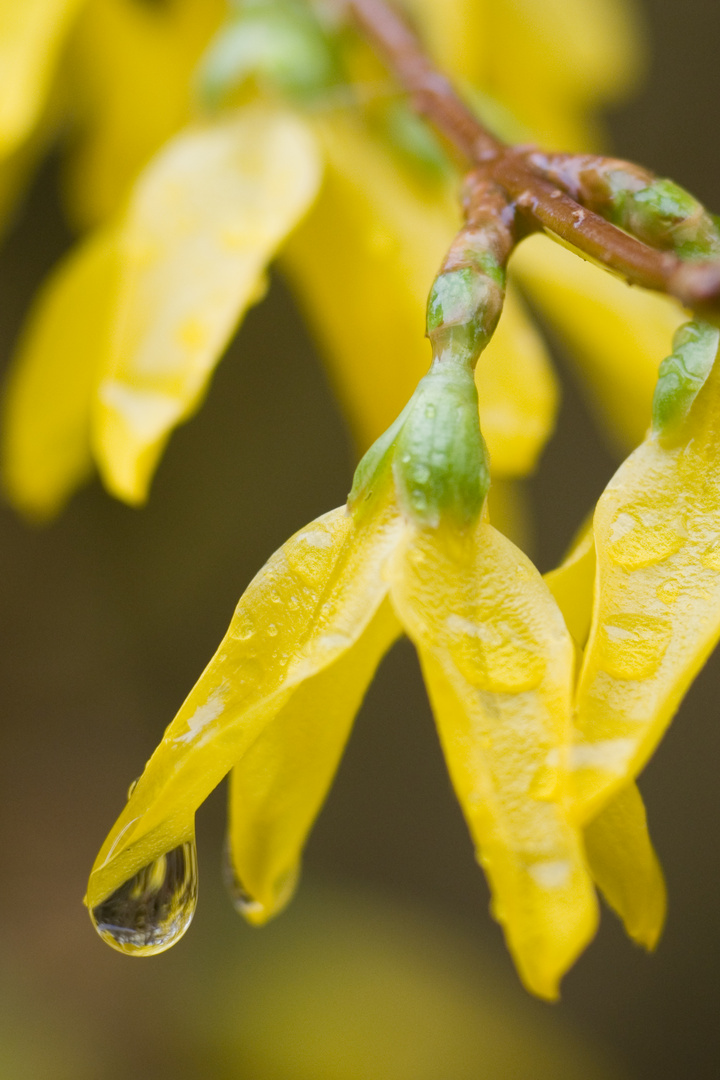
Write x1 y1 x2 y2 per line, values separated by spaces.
91 105 322 504
0 0 85 158
86 499 402 911
476 285 558 477
226 598 401 925
544 520 596 651
584 784 666 950
2 227 117 520
572 347 720 822
390 518 597 999
544 523 666 949
513 234 686 454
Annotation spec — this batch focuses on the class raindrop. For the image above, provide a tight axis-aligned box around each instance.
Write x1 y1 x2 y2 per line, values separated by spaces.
222 838 264 921
126 777 140 800
90 841 198 956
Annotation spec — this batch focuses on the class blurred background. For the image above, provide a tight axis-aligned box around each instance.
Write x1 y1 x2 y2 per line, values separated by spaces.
1 0 720 1076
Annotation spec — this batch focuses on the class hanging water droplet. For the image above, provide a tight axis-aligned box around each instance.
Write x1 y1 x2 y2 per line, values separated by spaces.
222 838 298 925
126 776 140 800
222 838 265 921
90 841 198 956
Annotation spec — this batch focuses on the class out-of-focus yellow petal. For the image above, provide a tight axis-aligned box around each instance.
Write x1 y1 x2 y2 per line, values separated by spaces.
64 0 224 227
544 523 666 950
513 234 686 454
486 479 534 555
226 598 401 925
571 348 720 822
476 285 558 476
283 115 555 475
390 518 597 1000
0 0 85 158
2 227 117 520
406 0 487 83
584 784 666 950
282 113 456 454
487 0 644 118
92 105 322 505
544 521 596 650
86 498 403 910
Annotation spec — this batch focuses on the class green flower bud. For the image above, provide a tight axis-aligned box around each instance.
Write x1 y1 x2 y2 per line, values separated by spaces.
349 363 490 530
197 0 343 110
652 320 720 438
612 178 720 260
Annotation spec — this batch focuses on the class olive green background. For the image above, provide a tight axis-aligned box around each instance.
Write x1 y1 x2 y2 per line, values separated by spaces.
1 1 720 1076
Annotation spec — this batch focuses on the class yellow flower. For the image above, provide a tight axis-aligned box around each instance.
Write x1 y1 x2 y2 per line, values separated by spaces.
86 452 599 1001
570 322 720 823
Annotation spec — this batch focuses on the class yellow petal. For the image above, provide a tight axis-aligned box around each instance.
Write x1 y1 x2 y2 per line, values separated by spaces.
226 598 401 925
390 519 597 999
476 284 558 476
584 783 666 950
86 498 403 910
513 234 687 454
282 113 456 454
2 227 117 520
283 114 556 475
64 0 224 227
544 520 596 651
407 0 487 83
544 523 665 949
92 105 322 504
572 350 720 821
0 0 85 157
487 0 644 114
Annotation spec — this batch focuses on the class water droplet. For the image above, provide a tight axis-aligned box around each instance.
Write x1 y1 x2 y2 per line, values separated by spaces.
597 612 672 679
232 617 255 642
656 577 680 604
222 840 298 925
445 613 545 692
267 623 278 637
702 538 720 571
126 777 140 800
90 841 198 956
606 510 684 569
528 763 560 800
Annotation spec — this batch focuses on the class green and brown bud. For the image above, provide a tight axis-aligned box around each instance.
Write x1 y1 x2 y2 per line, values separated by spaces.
652 320 720 440
531 153 720 260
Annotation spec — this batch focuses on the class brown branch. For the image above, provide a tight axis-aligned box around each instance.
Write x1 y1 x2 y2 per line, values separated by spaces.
344 0 720 316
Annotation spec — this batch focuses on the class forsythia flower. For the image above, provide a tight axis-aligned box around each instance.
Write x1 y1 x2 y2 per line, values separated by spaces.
3 0 711 1001
87 361 602 1001
86 191 668 1000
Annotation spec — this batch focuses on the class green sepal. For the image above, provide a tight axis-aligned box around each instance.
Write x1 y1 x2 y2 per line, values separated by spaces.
394 362 489 528
197 0 344 110
652 320 720 439
349 362 490 529
347 398 414 513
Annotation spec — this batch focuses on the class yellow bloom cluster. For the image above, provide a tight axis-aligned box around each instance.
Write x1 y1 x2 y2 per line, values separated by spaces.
1 0 715 999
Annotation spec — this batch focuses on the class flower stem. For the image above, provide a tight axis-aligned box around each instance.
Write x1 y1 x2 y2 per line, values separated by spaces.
343 0 720 317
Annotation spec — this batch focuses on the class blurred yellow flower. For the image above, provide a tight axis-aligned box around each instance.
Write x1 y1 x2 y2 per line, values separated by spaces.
0 0 680 523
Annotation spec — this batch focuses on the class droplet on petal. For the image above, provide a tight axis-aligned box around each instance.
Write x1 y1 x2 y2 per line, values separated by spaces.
90 841 198 956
